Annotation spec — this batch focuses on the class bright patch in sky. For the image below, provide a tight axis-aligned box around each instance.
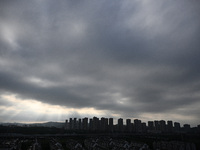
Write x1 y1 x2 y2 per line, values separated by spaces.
0 94 107 123
0 24 19 50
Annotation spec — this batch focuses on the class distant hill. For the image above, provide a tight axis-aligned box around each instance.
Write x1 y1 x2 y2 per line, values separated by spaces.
29 122 65 128
0 122 65 128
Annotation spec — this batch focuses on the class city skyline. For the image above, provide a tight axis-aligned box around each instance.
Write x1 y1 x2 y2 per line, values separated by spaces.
64 116 200 134
0 0 200 126
64 116 199 129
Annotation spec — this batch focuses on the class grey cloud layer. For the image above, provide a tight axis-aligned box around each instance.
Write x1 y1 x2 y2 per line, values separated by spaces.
0 0 200 124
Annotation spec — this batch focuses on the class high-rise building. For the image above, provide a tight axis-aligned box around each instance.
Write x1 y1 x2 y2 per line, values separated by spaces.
148 121 154 131
82 117 88 130
167 120 173 132
74 118 77 130
101 117 106 131
105 118 108 131
65 120 68 130
78 118 82 130
118 118 123 132
183 124 191 133
89 118 93 131
109 118 113 132
93 117 99 131
154 120 160 131
141 122 147 132
134 119 142 132
197 125 200 133
126 119 132 132
159 120 166 132
174 122 180 132
69 118 73 130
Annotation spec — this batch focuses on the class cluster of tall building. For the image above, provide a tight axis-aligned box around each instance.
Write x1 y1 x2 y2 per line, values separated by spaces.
65 117 114 132
65 117 199 133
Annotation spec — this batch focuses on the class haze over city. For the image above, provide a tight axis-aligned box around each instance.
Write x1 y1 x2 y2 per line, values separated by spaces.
0 0 200 127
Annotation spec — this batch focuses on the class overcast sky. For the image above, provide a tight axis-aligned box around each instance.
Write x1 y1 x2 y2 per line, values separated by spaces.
0 0 200 126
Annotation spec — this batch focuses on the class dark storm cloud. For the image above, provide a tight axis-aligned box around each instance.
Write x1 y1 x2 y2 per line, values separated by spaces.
0 0 200 125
